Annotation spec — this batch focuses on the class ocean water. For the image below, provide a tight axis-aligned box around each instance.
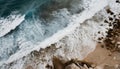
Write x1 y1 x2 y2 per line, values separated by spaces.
0 0 109 68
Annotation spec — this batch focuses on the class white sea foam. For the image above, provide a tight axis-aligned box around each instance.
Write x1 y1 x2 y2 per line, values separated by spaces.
0 14 25 37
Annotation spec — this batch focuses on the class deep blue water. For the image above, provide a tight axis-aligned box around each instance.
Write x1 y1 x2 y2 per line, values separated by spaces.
0 0 51 18
0 0 83 19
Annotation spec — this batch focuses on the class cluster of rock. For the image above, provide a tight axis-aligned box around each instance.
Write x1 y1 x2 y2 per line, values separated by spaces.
103 8 120 52
52 57 93 69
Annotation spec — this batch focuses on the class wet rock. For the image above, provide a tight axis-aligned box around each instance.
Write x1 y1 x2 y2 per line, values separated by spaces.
106 9 114 15
103 12 120 52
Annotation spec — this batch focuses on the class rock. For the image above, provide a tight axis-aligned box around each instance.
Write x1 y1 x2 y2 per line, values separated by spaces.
65 63 80 69
25 66 34 69
52 57 64 69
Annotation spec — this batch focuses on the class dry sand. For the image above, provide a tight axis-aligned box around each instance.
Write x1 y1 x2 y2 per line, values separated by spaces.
84 43 120 69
